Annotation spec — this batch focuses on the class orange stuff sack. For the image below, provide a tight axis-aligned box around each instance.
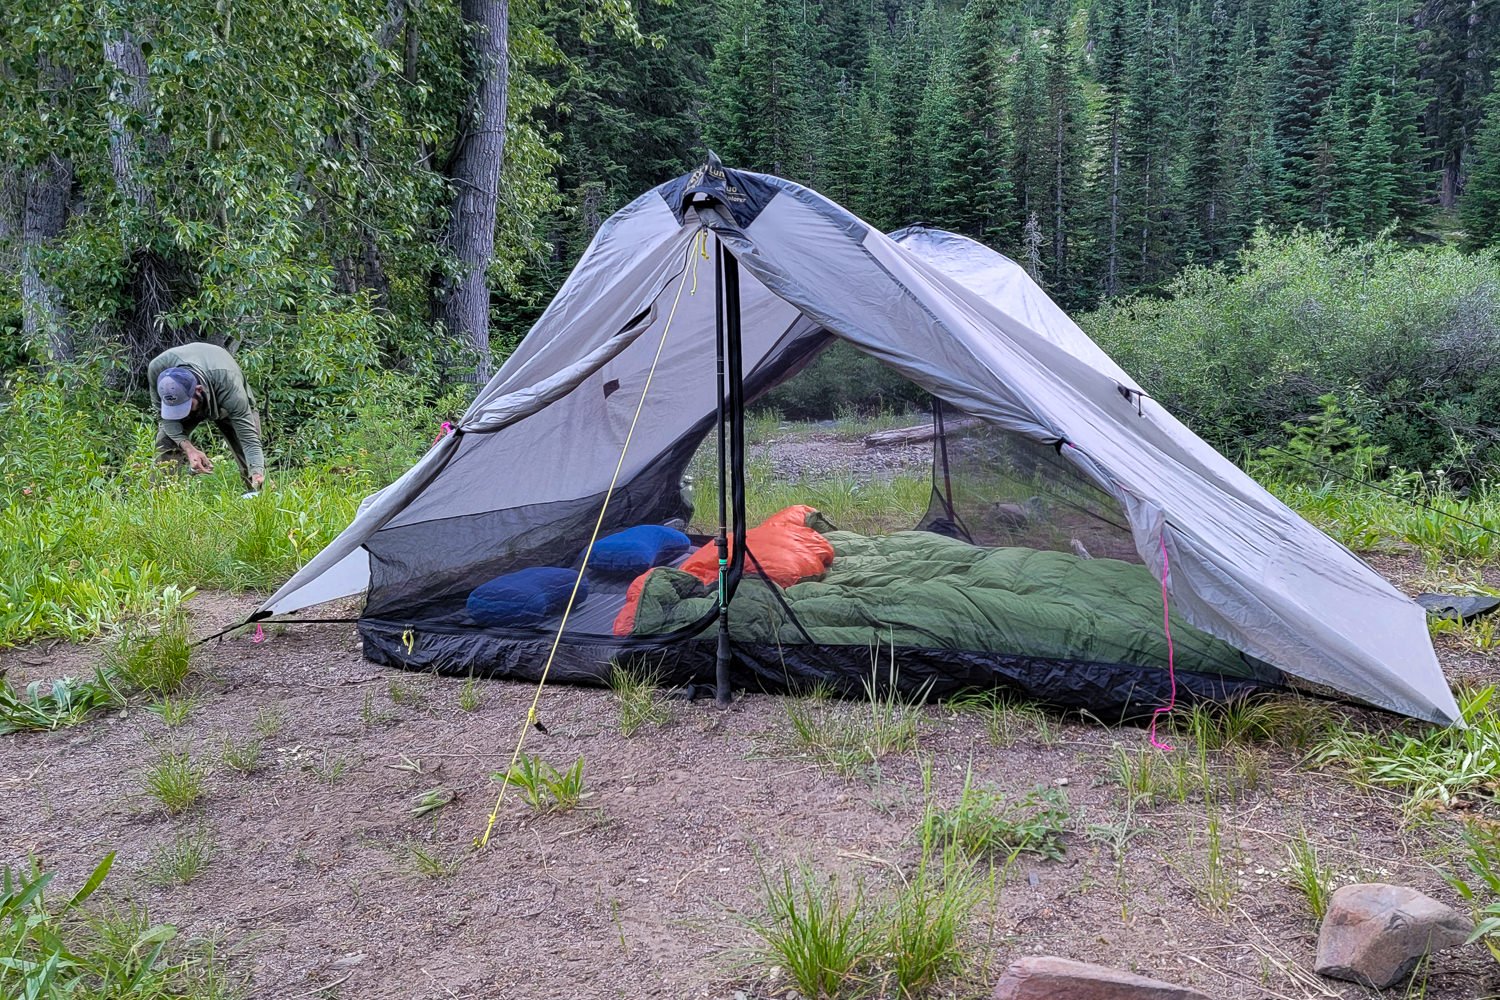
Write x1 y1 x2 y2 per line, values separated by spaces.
612 505 834 636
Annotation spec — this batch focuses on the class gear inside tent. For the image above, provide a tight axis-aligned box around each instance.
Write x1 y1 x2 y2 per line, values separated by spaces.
250 158 1461 726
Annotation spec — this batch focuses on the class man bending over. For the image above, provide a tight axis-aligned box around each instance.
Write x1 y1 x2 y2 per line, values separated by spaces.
148 342 266 492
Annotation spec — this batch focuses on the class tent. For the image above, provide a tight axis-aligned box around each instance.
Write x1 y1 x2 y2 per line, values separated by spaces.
252 158 1461 726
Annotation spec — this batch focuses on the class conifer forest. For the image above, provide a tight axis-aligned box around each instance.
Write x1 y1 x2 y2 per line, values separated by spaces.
6 0 1500 468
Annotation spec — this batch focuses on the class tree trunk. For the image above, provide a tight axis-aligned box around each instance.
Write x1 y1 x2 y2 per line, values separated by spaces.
438 0 509 381
22 154 75 362
104 25 181 376
104 28 154 209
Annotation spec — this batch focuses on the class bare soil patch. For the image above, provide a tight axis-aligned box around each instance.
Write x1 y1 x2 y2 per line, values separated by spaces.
5 587 1500 999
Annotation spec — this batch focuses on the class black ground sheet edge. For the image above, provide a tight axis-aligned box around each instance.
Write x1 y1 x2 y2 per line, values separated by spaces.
359 618 1284 725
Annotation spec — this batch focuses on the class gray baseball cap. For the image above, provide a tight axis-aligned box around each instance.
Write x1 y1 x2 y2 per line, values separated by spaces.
157 367 197 420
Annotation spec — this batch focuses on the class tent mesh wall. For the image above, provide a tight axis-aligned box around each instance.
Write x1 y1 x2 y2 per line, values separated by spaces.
357 343 1283 718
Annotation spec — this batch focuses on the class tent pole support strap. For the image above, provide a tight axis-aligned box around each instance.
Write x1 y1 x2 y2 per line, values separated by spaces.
715 239 749 707
714 238 731 706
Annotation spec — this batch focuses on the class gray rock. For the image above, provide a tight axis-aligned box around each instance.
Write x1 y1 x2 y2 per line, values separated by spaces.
993 956 1210 1000
1314 883 1473 989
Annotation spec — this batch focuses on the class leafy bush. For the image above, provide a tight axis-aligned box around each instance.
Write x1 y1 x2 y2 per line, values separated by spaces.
1084 230 1500 477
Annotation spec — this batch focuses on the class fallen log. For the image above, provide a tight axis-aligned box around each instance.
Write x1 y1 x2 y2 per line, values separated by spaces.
863 417 981 448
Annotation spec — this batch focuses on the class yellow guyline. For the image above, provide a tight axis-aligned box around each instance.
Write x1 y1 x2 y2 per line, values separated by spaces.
477 229 712 849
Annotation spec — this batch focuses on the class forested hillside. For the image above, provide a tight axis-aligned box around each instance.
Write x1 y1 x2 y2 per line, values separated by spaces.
5 0 1500 464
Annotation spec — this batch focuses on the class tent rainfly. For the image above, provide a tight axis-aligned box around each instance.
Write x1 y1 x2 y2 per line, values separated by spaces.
250 157 1461 726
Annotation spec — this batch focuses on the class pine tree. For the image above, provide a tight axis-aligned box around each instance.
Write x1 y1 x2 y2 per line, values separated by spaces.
1042 0 1090 296
1354 94 1400 233
1183 0 1233 261
931 0 1013 246
1419 0 1500 208
1119 0 1182 289
1461 89 1500 247
1267 0 1351 224
703 0 821 177
1088 0 1129 295
1009 34 1049 227
1221 12 1275 240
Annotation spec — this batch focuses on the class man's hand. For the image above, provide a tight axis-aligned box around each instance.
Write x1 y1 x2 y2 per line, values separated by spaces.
250 472 265 490
184 445 213 474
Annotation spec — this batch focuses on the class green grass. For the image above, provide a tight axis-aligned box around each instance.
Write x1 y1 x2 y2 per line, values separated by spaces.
402 842 463 879
781 659 930 777
743 862 879 998
1 853 238 998
145 830 215 887
1274 475 1500 564
0 461 363 648
610 664 673 736
458 673 484 712
1311 684 1500 812
921 769 1070 862
1445 822 1500 963
741 839 984 998
107 613 194 696
306 751 354 786
146 694 199 728
252 706 287 738
883 840 985 996
950 691 1057 748
219 735 264 775
140 750 207 815
1286 827 1333 920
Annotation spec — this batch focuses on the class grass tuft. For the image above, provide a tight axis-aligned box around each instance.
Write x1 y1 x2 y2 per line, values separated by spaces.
220 735 264 775
107 614 194 696
146 694 199 728
0 852 240 998
921 768 1069 861
1286 827 1333 920
1310 684 1500 812
458 673 484 712
402 842 463 879
141 749 207 815
145 829 215 886
610 664 673 736
743 862 878 998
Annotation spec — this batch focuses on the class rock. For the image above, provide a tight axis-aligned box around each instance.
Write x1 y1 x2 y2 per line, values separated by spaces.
1315 883 1473 989
992 957 1209 1000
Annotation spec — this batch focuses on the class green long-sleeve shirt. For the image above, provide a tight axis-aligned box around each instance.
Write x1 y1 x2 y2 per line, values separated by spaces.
147 343 265 476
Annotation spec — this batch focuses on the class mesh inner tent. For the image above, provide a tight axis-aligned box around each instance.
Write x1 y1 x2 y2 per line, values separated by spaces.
357 327 1284 718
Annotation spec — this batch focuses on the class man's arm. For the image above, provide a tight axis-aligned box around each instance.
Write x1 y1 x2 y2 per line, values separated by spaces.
226 407 265 479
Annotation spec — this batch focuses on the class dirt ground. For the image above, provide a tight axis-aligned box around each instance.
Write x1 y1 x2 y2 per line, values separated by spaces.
5 583 1500 1000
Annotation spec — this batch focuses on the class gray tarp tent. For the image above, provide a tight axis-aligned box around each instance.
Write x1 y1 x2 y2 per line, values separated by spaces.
253 160 1460 726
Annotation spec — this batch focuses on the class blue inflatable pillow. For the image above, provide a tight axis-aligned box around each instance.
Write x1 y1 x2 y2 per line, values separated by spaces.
467 567 587 628
587 524 691 575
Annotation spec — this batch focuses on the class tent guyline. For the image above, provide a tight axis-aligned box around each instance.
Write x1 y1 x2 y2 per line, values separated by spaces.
243 156 1460 735
478 231 721 848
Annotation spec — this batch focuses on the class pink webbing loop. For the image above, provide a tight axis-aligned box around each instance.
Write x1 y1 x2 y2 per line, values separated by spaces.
1149 533 1177 751
252 623 266 644
432 421 455 447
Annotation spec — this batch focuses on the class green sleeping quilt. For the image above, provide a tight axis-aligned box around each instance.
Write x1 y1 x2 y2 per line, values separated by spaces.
630 530 1262 679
